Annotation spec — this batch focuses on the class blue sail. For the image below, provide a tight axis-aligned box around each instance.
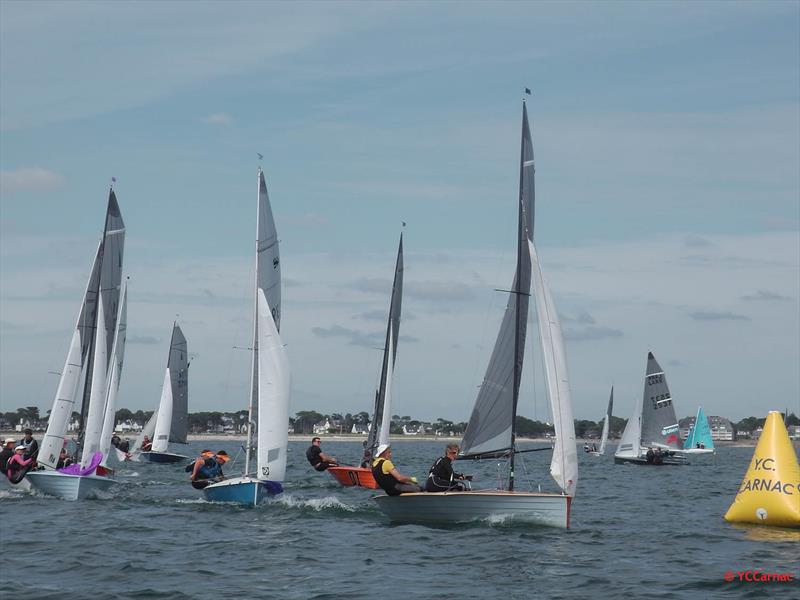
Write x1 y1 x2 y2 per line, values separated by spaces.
684 406 714 450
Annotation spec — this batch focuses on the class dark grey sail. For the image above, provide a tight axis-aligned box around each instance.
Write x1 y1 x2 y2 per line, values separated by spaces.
460 103 534 460
362 234 404 466
640 352 682 450
168 323 188 444
77 190 125 442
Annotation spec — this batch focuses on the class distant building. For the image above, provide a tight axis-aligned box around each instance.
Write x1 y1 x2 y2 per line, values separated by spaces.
788 425 800 441
351 423 369 435
679 415 733 441
402 424 421 435
708 416 734 441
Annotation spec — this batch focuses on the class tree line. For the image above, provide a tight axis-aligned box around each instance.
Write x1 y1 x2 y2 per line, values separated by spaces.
2 406 796 437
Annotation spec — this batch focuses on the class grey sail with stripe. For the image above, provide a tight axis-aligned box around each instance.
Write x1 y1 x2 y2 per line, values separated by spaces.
460 103 534 459
640 352 682 450
362 234 404 466
167 323 189 444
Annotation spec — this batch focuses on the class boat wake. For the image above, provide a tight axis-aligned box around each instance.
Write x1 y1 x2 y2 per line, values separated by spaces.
271 494 358 514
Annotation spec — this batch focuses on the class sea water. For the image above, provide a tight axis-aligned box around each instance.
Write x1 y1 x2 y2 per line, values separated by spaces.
1 441 797 599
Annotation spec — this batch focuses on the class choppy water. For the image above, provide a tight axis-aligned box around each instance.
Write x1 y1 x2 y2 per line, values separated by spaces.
1 441 798 599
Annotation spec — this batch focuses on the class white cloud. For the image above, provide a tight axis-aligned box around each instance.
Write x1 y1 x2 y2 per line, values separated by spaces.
0 167 65 195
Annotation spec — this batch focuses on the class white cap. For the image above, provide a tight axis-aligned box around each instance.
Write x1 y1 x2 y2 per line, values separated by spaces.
14 445 25 451
375 443 390 457
4 438 15 444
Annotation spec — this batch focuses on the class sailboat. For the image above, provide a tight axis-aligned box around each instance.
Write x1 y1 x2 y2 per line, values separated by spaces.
203 168 290 506
588 387 613 456
328 234 403 489
614 352 688 465
373 100 579 528
27 189 126 500
137 323 190 463
682 405 715 454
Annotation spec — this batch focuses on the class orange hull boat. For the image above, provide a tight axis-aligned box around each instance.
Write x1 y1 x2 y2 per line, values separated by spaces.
328 466 378 489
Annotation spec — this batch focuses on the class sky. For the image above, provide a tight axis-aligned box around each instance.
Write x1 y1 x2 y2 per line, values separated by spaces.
1 1 798 425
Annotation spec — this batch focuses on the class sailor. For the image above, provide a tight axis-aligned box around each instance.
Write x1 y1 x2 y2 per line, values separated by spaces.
425 444 468 492
5 445 34 483
305 437 338 472
185 450 215 472
645 447 655 464
190 450 229 489
0 438 15 472
56 446 74 469
19 429 38 461
141 435 152 452
371 444 422 496
110 433 121 448
117 437 131 453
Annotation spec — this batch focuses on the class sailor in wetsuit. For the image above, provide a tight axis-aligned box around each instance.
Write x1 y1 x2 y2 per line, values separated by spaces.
372 444 422 496
190 450 229 489
425 444 467 492
305 437 338 471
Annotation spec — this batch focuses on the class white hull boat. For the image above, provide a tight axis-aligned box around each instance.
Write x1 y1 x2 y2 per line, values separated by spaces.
374 490 571 528
26 470 116 501
374 100 578 528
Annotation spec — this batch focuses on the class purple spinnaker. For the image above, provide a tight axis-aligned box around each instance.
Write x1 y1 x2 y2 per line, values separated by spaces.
57 451 103 476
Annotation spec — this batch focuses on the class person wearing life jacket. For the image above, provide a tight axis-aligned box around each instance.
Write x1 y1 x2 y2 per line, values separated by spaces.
185 450 215 473
190 450 229 489
141 435 152 452
19 429 39 463
6 445 34 484
425 444 468 492
0 438 15 473
371 444 422 496
306 437 338 472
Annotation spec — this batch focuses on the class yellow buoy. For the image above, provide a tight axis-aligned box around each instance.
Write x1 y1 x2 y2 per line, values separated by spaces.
725 411 800 528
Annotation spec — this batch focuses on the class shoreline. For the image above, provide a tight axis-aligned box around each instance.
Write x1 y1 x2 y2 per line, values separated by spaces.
0 430 770 446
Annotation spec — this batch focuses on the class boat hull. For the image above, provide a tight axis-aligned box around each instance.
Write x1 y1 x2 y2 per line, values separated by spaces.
614 454 688 466
202 475 283 506
25 470 116 500
327 466 378 489
373 490 572 528
139 451 189 464
680 448 715 455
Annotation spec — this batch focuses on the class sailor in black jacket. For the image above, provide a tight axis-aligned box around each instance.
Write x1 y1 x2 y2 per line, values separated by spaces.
425 444 467 492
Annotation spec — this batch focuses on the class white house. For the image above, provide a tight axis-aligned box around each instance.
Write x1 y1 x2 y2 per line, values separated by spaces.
351 423 370 435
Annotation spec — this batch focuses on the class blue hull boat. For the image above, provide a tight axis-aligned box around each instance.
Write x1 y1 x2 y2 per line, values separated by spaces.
202 476 283 506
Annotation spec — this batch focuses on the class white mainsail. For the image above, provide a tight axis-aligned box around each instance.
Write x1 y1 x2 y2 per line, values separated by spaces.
244 167 289 482
80 291 108 468
151 368 174 453
528 239 578 497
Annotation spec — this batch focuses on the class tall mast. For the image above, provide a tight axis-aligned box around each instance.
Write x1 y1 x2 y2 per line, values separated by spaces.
508 102 529 491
